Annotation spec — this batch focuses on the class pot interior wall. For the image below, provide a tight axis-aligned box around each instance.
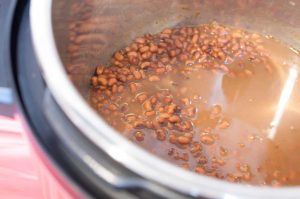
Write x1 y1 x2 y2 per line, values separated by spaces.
52 0 300 99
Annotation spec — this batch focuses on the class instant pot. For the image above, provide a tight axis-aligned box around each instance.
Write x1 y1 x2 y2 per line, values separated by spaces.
1 0 300 198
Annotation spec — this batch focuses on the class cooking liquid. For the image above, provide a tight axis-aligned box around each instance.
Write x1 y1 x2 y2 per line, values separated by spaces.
89 24 300 186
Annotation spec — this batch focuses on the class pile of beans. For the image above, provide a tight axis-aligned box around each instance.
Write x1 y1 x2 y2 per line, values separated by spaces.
89 23 275 184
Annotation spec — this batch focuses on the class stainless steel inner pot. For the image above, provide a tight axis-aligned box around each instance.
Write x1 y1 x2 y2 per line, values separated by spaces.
30 0 300 198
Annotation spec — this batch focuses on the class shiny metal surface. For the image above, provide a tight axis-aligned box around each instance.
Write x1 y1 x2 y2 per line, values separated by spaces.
30 0 300 198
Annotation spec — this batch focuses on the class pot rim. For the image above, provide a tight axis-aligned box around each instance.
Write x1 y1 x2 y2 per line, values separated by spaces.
30 0 300 198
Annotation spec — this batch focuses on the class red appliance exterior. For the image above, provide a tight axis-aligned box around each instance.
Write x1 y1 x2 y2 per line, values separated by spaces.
0 105 80 199
0 0 81 198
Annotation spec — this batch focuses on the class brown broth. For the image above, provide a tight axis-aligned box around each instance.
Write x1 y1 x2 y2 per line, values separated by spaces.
89 23 300 186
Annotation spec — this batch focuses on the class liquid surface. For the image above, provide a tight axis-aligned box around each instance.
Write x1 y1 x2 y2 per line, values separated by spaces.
89 23 300 186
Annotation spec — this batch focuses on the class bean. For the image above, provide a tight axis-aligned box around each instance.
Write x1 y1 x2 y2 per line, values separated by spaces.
157 48 165 54
169 50 177 57
135 37 146 44
91 76 98 86
217 159 226 166
150 97 157 104
181 163 190 170
244 69 253 76
242 173 251 181
112 84 118 93
181 98 190 105
108 78 117 86
231 43 239 51
177 136 191 145
143 100 152 111
145 111 155 117
198 155 208 164
160 57 169 64
124 47 131 52
169 115 180 123
162 28 172 34
151 120 160 130
166 103 177 114
195 166 205 174
239 143 245 148
159 113 170 119
114 52 124 61
140 61 151 69
164 96 172 103
112 60 123 67
117 85 124 93
192 34 199 43
200 134 215 145
187 27 194 35
220 146 228 156
193 51 201 60
156 68 166 74
175 39 183 48
141 52 152 60
191 142 202 153
139 46 149 53
219 119 230 129
127 75 134 81
158 42 168 48
160 33 170 38
129 83 137 93
97 77 107 86
127 51 138 57
178 153 189 161
179 54 188 61
158 107 164 112
105 90 111 98
181 121 192 131
133 70 142 80
169 134 177 144
211 105 222 115
108 104 117 111
237 164 250 173
183 106 196 117
135 131 145 141
166 125 175 133
149 75 160 82
156 129 166 141
96 65 105 75
150 44 158 52
137 93 147 102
